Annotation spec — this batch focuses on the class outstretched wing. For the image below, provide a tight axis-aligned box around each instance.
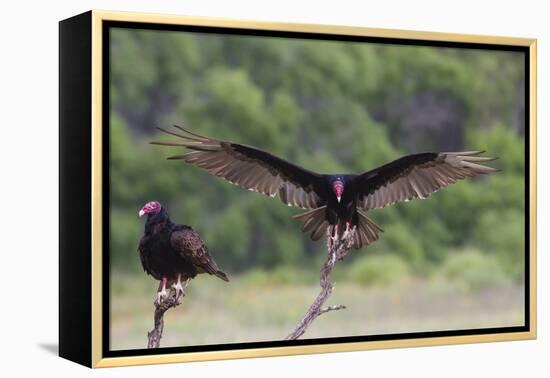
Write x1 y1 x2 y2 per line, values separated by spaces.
151 126 323 209
354 151 497 210
170 226 229 281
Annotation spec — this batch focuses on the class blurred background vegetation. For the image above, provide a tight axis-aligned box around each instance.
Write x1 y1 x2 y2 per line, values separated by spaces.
108 28 525 350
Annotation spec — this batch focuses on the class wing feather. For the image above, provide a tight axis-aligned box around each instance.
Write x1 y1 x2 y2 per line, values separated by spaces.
355 151 497 210
152 126 323 209
170 227 221 276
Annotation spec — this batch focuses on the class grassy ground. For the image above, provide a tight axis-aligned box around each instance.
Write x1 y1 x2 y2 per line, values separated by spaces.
110 271 524 351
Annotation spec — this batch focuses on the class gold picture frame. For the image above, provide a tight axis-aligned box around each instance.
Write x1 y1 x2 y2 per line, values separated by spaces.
59 9 537 368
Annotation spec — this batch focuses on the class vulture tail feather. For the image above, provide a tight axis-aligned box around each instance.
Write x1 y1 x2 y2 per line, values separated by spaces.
293 206 328 241
353 211 384 249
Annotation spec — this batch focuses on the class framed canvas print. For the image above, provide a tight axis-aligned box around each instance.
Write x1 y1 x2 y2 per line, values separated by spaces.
59 10 537 368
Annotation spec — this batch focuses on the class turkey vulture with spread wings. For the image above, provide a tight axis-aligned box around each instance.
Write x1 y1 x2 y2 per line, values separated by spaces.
152 126 497 249
138 200 229 304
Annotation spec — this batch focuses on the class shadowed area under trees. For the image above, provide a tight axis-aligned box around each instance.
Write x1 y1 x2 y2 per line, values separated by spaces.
108 28 526 350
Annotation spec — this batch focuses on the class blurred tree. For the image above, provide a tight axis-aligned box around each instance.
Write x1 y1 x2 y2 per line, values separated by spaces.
109 28 525 279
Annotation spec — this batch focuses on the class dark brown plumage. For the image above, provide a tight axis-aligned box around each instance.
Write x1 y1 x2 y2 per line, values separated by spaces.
138 201 228 303
152 126 497 250
169 226 228 279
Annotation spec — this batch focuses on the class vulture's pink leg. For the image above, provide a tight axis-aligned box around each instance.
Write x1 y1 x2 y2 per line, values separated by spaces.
342 221 352 240
328 224 339 248
172 273 185 301
155 277 169 305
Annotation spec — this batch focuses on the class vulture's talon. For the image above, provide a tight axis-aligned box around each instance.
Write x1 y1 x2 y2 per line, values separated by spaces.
343 226 355 242
155 288 168 306
342 230 349 240
172 281 185 301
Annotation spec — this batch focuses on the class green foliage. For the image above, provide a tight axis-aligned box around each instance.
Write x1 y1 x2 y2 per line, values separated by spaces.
108 28 526 287
440 249 510 291
474 210 525 282
204 205 251 267
347 254 410 287
379 222 425 268
468 124 525 175
110 209 143 273
241 267 317 286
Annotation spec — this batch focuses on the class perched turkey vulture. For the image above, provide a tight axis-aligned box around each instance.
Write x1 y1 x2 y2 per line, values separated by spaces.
152 126 497 250
138 200 229 304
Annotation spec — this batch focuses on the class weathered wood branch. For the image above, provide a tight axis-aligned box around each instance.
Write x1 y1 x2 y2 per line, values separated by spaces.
147 282 188 348
285 230 355 340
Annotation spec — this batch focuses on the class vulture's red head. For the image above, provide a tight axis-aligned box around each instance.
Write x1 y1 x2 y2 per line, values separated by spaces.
139 201 162 217
332 179 344 203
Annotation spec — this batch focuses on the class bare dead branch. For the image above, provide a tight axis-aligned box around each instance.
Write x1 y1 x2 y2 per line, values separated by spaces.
319 304 347 315
285 231 355 340
147 283 188 348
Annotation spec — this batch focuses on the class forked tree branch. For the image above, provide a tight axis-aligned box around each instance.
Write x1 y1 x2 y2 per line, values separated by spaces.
285 231 355 340
147 286 185 348
147 233 354 346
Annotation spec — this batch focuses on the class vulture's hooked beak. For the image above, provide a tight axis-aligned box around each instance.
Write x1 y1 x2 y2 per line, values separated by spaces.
138 209 146 217
333 180 344 204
